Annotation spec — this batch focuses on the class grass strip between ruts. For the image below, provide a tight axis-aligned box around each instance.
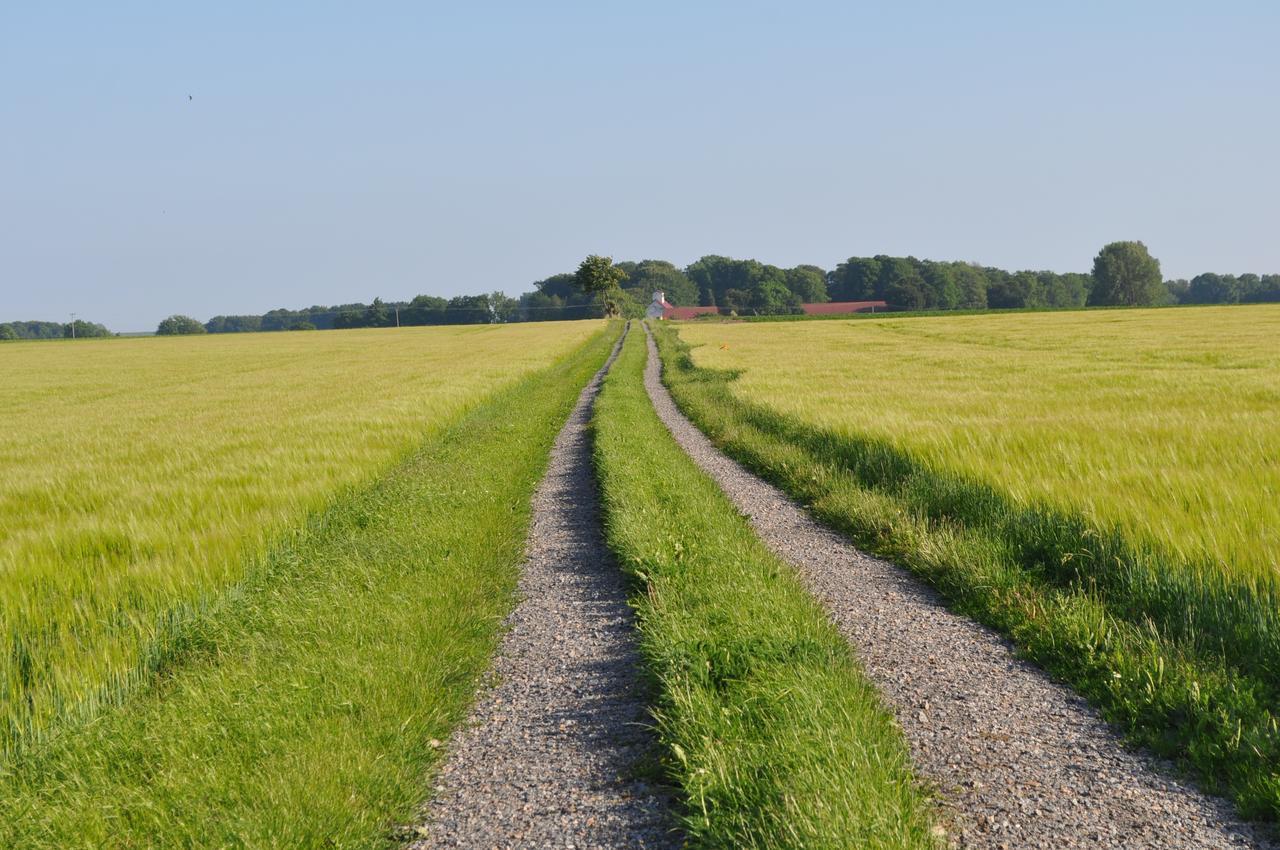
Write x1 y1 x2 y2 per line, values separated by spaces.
592 326 936 849
651 321 1280 823
0 323 620 849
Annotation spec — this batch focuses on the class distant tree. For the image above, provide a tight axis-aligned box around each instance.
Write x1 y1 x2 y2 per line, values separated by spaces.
720 288 750 315
519 290 565 321
288 321 317 331
879 257 927 308
785 265 829 303
489 291 519 323
156 315 207 335
612 287 649 318
828 257 882 301
206 315 263 333
1016 271 1048 308
2 320 65 339
685 255 733 306
1236 273 1262 301
1251 274 1280 303
984 269 1019 308
1044 272 1093 308
261 308 293 331
1163 279 1190 304
575 255 627 304
951 263 989 309
364 297 391 327
403 294 447 325
0 325 17 340
64 319 112 338
1186 273 1240 305
1088 241 1163 306
749 279 803 315
443 294 491 324
623 260 698 306
535 273 579 300
921 261 961 309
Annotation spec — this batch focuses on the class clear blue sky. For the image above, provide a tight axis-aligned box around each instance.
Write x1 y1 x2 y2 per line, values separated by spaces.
3 2 1277 330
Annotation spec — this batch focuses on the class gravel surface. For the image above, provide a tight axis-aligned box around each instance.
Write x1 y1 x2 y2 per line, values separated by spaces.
642 323 1272 850
411 325 677 849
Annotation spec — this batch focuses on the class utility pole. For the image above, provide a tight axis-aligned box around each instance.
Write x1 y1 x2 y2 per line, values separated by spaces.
395 306 400 328
70 312 77 339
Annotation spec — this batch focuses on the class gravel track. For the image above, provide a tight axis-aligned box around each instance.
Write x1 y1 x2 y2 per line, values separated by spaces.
412 325 676 849
641 323 1271 850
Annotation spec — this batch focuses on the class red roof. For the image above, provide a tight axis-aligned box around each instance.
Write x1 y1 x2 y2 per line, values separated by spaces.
663 305 721 320
661 300 887 320
800 300 887 315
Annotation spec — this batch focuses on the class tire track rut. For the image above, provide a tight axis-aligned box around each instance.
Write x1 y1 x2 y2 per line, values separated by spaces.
641 322 1271 850
413 325 676 849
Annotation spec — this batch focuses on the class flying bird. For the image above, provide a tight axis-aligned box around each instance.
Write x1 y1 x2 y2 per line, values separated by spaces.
188 94 193 101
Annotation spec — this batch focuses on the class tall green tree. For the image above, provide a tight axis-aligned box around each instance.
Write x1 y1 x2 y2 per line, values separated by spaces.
575 255 626 295
1088 241 1164 306
574 255 627 317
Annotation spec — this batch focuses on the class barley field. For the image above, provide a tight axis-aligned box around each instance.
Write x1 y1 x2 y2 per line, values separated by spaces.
661 307 1280 817
0 322 601 755
678 306 1280 581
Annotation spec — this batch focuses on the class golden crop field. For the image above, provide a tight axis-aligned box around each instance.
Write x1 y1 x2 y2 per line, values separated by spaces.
0 322 601 751
678 306 1280 580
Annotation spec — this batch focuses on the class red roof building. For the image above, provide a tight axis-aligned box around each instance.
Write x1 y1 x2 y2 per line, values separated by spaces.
648 290 888 320
663 305 721 320
799 300 887 316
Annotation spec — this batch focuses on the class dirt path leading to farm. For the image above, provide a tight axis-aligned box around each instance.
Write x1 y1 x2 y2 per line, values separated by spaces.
641 323 1271 850
412 325 676 849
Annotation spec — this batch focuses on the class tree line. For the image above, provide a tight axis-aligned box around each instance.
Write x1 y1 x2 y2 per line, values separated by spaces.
198 241 1253 332
8 243 1278 339
0 319 112 340
199 241 1277 334
1166 273 1280 305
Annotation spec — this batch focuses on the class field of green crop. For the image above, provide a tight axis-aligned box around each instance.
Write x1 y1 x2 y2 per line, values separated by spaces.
0 323 602 756
678 306 1280 581
1 323 619 846
658 306 1280 818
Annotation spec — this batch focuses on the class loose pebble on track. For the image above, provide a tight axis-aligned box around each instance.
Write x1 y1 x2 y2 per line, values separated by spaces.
641 322 1273 850
411 326 677 850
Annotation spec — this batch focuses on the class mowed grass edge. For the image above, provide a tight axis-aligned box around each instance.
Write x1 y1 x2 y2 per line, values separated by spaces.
591 327 936 848
652 321 1280 821
0 323 621 848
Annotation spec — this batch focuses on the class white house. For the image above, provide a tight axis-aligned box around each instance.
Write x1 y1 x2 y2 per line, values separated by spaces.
646 291 674 320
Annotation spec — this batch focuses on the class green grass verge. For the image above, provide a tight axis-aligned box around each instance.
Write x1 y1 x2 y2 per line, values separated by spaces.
592 327 936 849
0 323 621 848
652 321 1280 822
